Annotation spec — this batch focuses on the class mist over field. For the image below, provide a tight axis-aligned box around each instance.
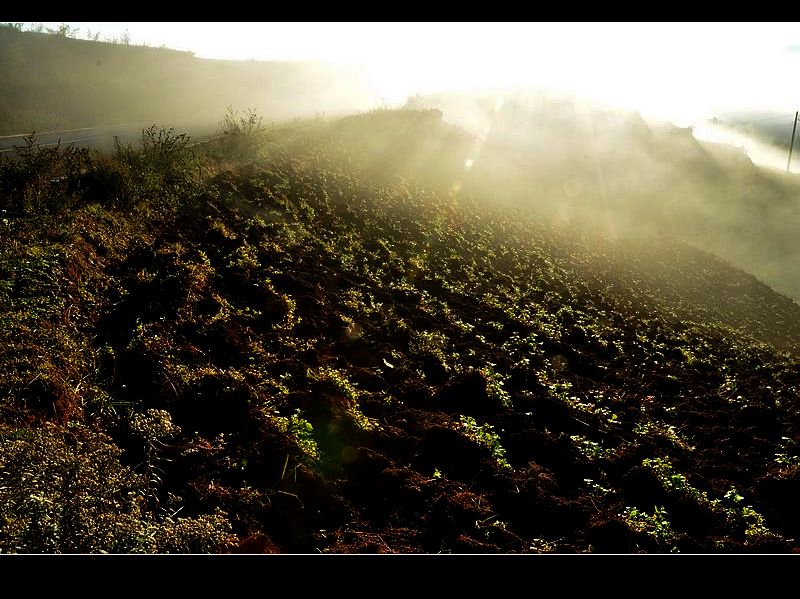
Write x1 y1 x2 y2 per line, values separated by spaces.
3 22 800 555
381 90 800 302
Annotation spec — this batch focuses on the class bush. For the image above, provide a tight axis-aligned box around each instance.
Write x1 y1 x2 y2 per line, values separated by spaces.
81 151 137 208
0 423 235 553
0 125 199 215
0 134 89 217
216 106 265 159
110 125 199 207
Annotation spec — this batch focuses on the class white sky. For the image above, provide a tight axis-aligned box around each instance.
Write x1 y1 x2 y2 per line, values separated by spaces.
26 22 800 127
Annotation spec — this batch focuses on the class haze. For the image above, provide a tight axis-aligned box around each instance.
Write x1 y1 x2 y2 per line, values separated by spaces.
7 21 800 298
7 21 800 556
30 21 800 127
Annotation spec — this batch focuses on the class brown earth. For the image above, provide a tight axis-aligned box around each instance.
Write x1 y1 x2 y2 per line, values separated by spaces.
2 111 800 553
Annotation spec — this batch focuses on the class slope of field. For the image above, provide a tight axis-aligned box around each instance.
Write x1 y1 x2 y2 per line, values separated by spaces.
408 92 800 302
0 26 372 134
1 110 800 553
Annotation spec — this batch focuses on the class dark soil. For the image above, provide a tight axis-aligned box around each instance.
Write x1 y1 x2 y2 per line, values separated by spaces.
3 110 800 553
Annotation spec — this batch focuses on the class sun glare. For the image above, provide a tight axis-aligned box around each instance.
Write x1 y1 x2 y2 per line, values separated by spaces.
31 21 800 129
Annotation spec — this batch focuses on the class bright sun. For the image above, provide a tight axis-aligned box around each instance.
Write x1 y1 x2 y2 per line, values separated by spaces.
32 21 800 127
327 21 800 128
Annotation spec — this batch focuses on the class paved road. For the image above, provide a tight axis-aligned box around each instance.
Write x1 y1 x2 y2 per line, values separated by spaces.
0 121 221 155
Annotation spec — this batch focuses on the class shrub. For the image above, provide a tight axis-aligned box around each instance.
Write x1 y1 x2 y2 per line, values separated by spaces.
216 106 265 159
81 151 137 208
0 423 234 553
0 134 89 217
111 125 198 206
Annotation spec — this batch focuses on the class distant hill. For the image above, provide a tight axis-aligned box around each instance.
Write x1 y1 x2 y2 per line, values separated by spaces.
0 26 374 134
719 110 796 151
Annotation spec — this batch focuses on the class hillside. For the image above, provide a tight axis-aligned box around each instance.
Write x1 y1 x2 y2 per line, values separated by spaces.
407 92 800 302
0 26 372 134
1 109 800 553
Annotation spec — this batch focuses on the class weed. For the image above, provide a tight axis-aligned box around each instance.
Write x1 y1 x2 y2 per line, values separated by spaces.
643 457 782 545
774 437 800 467
217 107 266 159
284 410 319 461
633 421 694 451
570 435 611 461
619 506 679 551
458 415 511 470
479 363 512 408
306 366 378 432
